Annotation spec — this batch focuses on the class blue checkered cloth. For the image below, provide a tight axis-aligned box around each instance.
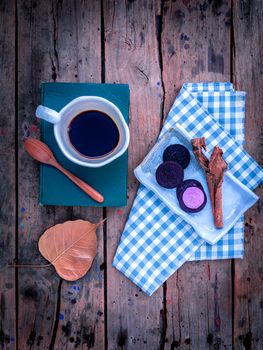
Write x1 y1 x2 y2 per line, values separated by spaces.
113 82 263 296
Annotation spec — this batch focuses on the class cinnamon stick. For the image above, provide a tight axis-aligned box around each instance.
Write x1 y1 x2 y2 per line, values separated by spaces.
209 146 228 228
192 139 228 228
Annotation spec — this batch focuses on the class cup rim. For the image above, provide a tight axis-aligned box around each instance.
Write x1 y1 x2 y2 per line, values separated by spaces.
54 96 130 168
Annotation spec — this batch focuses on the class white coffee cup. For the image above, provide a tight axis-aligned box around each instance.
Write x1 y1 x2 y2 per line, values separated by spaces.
36 96 130 168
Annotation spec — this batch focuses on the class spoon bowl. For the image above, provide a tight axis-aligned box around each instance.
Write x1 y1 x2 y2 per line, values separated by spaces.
24 138 104 203
24 138 55 164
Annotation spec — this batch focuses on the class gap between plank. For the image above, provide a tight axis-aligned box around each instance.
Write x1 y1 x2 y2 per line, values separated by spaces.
156 2 168 347
231 259 235 347
101 0 105 84
15 0 19 349
156 0 166 127
48 278 63 350
230 0 235 347
101 2 107 348
230 0 235 87
102 207 107 350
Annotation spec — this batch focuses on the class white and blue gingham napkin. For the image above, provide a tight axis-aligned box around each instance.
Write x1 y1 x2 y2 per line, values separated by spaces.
113 82 263 296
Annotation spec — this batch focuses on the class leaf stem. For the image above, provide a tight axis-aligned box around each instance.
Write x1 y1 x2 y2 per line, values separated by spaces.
8 263 52 268
11 218 107 269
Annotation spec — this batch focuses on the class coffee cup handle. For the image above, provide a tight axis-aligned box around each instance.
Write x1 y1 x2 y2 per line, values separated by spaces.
36 105 61 124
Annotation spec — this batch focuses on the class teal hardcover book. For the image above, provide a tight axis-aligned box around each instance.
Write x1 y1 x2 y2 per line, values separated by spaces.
40 82 129 207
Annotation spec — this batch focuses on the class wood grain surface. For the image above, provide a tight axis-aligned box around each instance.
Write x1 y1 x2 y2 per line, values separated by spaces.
233 1 263 349
17 1 104 349
17 2 67 348
48 2 105 349
0 1 262 349
0 1 16 349
104 1 164 348
162 1 232 349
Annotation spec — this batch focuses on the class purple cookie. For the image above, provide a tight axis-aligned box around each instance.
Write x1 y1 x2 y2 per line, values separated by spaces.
156 161 184 189
176 179 203 198
177 185 207 213
163 144 191 169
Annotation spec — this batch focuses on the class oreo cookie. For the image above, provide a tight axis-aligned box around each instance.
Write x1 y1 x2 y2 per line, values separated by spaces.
156 161 184 189
176 179 207 213
176 179 203 198
163 144 190 169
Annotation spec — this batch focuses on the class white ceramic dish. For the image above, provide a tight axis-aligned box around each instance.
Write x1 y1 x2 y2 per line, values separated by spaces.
134 125 259 245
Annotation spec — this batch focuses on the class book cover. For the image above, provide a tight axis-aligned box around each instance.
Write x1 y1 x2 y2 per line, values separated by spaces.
40 82 129 207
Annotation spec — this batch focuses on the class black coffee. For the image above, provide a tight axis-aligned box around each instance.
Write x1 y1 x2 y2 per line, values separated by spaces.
68 110 119 158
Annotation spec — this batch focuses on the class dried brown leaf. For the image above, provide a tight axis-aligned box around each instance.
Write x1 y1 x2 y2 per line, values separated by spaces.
38 219 98 281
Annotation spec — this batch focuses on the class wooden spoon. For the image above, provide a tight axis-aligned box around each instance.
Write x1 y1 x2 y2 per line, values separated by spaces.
24 138 104 203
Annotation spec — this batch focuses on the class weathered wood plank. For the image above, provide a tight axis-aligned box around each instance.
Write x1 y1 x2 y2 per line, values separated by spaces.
51 2 104 349
0 1 16 349
17 2 68 348
56 208 104 350
162 1 232 349
104 0 165 348
17 1 104 349
232 1 263 349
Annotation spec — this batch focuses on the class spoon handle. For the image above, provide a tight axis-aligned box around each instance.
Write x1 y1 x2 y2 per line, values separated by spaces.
54 162 104 203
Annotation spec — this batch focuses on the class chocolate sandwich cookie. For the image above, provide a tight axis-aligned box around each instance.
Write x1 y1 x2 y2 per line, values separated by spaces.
176 179 203 198
176 179 207 213
156 161 184 189
163 144 191 169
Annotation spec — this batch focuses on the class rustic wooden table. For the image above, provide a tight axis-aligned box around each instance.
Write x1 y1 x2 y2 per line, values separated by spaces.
1 1 262 349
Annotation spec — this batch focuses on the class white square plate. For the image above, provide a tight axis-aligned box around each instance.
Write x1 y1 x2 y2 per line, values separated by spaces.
134 126 259 245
